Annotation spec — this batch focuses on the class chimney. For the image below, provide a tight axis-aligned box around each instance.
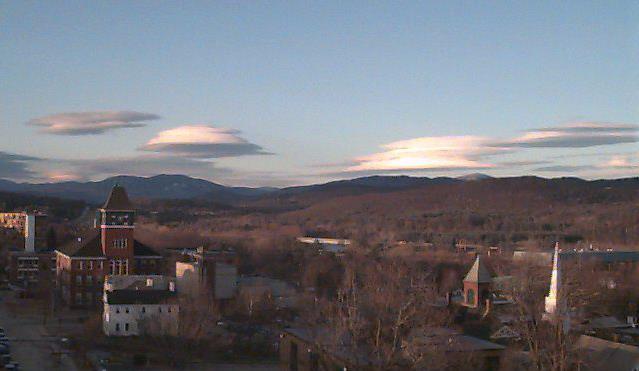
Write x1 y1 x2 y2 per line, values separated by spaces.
24 214 35 253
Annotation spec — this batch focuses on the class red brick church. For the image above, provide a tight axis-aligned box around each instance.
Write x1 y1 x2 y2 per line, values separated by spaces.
55 185 166 307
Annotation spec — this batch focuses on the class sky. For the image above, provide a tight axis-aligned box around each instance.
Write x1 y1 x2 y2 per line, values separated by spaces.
1 1 637 187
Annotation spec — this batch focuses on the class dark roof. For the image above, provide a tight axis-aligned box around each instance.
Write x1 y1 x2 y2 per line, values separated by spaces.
134 240 163 257
57 233 162 258
464 255 492 283
575 335 639 371
106 289 176 304
57 232 104 257
102 185 133 210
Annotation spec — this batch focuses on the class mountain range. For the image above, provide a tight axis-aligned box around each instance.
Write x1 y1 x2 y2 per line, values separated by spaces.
0 173 636 206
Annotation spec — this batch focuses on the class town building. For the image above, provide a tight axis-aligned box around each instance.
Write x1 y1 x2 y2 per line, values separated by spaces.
463 255 493 308
280 326 505 371
296 237 351 254
574 335 639 370
7 213 56 294
55 185 166 308
102 275 178 337
175 246 238 301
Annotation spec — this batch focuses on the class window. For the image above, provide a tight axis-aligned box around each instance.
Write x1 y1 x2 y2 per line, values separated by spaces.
125 323 129 332
78 261 84 270
168 307 171 313
142 307 146 313
115 323 120 332
76 275 82 284
88 261 93 270
289 343 298 371
86 275 92 284
466 289 475 305
125 307 129 313
113 239 127 249
159 307 162 313
116 308 120 314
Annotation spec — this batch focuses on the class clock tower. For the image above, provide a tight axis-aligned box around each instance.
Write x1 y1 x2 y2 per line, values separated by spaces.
99 185 135 274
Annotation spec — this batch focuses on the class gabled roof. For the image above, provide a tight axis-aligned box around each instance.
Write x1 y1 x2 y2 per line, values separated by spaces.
57 232 104 257
464 255 492 283
57 233 162 259
575 335 639 371
134 240 163 257
102 185 133 211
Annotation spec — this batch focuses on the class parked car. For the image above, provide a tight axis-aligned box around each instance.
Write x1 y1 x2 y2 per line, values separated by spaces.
0 354 11 365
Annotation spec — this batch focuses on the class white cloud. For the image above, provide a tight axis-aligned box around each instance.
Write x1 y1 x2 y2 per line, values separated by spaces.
28 111 160 135
346 136 505 173
140 125 270 158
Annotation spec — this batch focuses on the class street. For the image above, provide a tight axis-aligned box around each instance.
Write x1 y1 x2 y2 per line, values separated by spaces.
0 291 78 371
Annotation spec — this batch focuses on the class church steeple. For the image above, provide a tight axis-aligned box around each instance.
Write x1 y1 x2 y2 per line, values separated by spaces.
544 242 564 319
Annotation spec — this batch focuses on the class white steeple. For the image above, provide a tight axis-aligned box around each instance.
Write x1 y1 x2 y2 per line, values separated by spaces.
544 242 564 319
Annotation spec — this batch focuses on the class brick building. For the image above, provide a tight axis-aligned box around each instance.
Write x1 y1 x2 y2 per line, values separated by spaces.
55 185 166 308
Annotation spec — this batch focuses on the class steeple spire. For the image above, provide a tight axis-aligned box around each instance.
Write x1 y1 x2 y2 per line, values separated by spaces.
544 242 564 318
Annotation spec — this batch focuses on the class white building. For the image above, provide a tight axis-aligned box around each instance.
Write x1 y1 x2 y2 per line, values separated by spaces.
296 237 351 254
103 275 179 337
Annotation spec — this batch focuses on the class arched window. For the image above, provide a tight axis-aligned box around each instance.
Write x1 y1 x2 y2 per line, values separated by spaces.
466 289 475 305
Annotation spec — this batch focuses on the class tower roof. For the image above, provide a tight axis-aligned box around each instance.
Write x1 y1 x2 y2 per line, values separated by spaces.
102 185 133 210
464 255 492 283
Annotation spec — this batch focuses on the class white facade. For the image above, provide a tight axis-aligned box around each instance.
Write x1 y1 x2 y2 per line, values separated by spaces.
102 275 179 337
24 214 35 253
103 302 179 337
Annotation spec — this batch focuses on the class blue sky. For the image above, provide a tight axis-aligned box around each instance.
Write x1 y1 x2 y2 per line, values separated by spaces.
1 1 637 186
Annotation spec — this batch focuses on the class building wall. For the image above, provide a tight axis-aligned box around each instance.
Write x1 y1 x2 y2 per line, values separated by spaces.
56 253 107 308
9 252 56 285
103 303 179 337
101 228 135 260
175 261 201 298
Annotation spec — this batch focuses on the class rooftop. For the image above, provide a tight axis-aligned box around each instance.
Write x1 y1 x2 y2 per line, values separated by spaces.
102 185 133 211
463 255 492 283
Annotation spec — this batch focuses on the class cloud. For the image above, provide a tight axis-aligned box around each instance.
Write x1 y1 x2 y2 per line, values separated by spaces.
534 165 596 172
140 125 270 158
603 154 638 169
28 111 160 135
344 136 507 173
492 122 638 148
0 151 41 180
497 160 552 167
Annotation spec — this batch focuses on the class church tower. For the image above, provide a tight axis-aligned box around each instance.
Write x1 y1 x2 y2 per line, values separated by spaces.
99 185 135 274
463 255 492 308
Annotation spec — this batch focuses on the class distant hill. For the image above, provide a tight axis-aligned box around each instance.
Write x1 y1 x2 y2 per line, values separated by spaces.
0 174 276 204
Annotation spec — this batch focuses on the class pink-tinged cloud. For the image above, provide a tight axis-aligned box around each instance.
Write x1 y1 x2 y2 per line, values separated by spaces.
603 154 638 169
346 136 504 173
28 111 160 135
140 125 270 158
492 122 638 148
